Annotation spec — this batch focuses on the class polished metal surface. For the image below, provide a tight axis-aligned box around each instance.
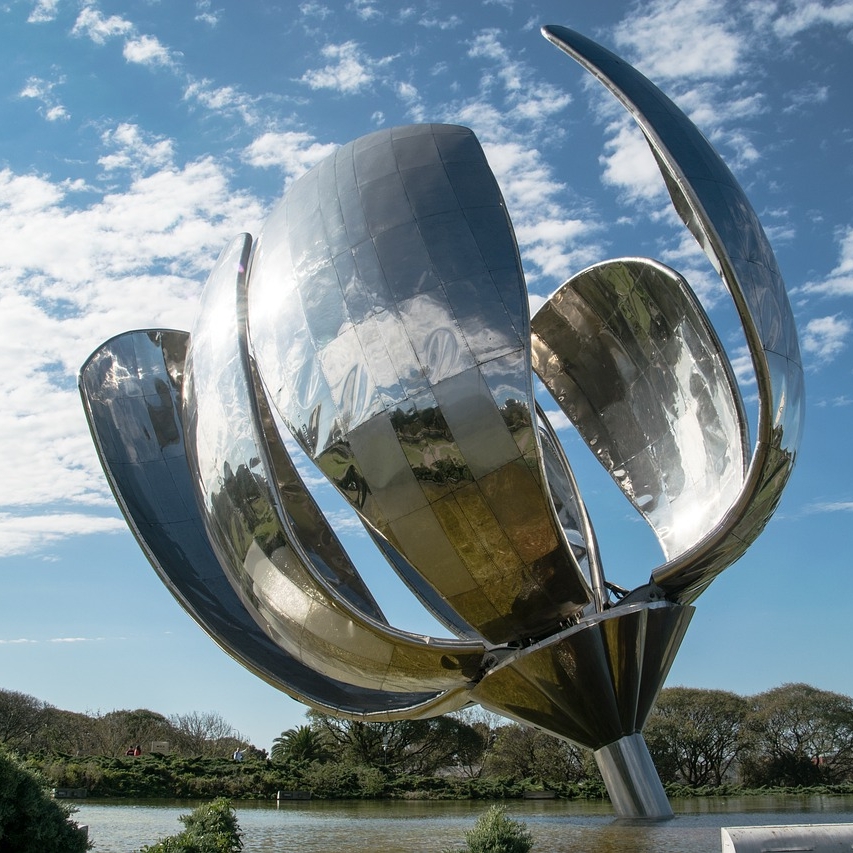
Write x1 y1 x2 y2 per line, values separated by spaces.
470 602 693 748
79 330 467 719
541 25 805 604
721 824 853 853
595 733 674 820
80 25 804 820
181 231 486 693
532 257 747 564
247 124 592 644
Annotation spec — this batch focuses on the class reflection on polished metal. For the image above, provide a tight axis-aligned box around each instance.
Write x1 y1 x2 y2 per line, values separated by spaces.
80 26 803 820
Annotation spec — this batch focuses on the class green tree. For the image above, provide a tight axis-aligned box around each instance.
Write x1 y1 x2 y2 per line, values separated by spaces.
309 712 485 774
645 687 748 786
91 708 178 757
743 683 853 786
0 689 47 751
270 725 329 764
483 723 589 785
0 746 91 852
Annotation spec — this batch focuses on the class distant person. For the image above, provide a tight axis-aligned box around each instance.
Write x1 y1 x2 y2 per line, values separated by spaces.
133 744 141 756
233 748 244 762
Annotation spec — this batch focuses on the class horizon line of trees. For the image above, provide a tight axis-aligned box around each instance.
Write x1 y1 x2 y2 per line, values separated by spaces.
3 682 853 791
0 689 259 761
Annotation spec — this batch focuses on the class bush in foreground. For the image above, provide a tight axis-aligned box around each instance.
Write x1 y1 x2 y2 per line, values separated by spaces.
139 798 242 852
0 747 91 852
445 804 534 853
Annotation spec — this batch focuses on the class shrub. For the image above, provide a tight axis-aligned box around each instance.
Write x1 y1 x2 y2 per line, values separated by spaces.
139 798 242 852
0 747 91 852
301 760 386 798
446 805 533 853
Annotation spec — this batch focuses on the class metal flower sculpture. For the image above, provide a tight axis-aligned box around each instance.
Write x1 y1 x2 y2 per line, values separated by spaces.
80 27 803 818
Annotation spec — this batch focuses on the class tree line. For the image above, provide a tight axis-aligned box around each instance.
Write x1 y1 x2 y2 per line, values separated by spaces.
0 689 255 760
274 683 853 791
3 682 853 797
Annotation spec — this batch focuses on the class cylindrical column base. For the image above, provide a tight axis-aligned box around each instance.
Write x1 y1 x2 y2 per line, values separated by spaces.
594 732 673 820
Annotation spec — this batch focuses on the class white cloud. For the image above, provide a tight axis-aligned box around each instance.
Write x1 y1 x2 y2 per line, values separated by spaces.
183 79 260 126
540 408 574 433
481 141 603 287
50 637 108 643
300 41 390 94
71 7 177 71
123 34 174 68
242 132 338 182
19 75 69 122
803 499 853 514
27 0 60 23
771 0 853 38
613 0 745 80
802 314 851 362
0 512 127 558
194 0 220 26
801 226 853 296
731 347 758 388
323 509 369 538
467 29 571 127
98 123 175 173
599 117 665 204
397 81 425 122
419 15 462 29
784 82 830 113
0 136 265 539
348 0 381 21
300 2 332 18
71 6 134 44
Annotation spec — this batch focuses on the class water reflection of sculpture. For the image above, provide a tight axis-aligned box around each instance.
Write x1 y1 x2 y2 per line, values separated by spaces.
79 26 803 818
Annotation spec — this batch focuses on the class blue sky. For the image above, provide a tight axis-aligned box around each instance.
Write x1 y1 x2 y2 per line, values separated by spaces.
1 0 851 754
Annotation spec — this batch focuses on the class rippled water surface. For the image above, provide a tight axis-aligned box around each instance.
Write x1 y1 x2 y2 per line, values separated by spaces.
75 794 853 852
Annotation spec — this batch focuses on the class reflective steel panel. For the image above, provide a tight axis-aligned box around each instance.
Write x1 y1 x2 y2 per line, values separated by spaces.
79 25 805 820
248 123 591 643
182 234 486 693
532 258 747 563
542 26 804 602
79 330 468 718
471 602 693 748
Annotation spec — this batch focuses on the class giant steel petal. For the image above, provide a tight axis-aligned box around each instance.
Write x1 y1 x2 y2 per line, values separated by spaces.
532 257 747 563
182 234 487 693
79 330 469 719
248 124 592 643
542 26 805 601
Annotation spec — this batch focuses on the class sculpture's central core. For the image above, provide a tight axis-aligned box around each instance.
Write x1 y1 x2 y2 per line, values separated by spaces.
79 26 803 819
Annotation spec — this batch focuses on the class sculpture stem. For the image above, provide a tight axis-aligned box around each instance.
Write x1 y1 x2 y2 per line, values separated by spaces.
594 733 673 820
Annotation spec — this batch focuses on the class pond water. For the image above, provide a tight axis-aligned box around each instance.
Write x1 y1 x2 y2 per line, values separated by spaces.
74 794 853 853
